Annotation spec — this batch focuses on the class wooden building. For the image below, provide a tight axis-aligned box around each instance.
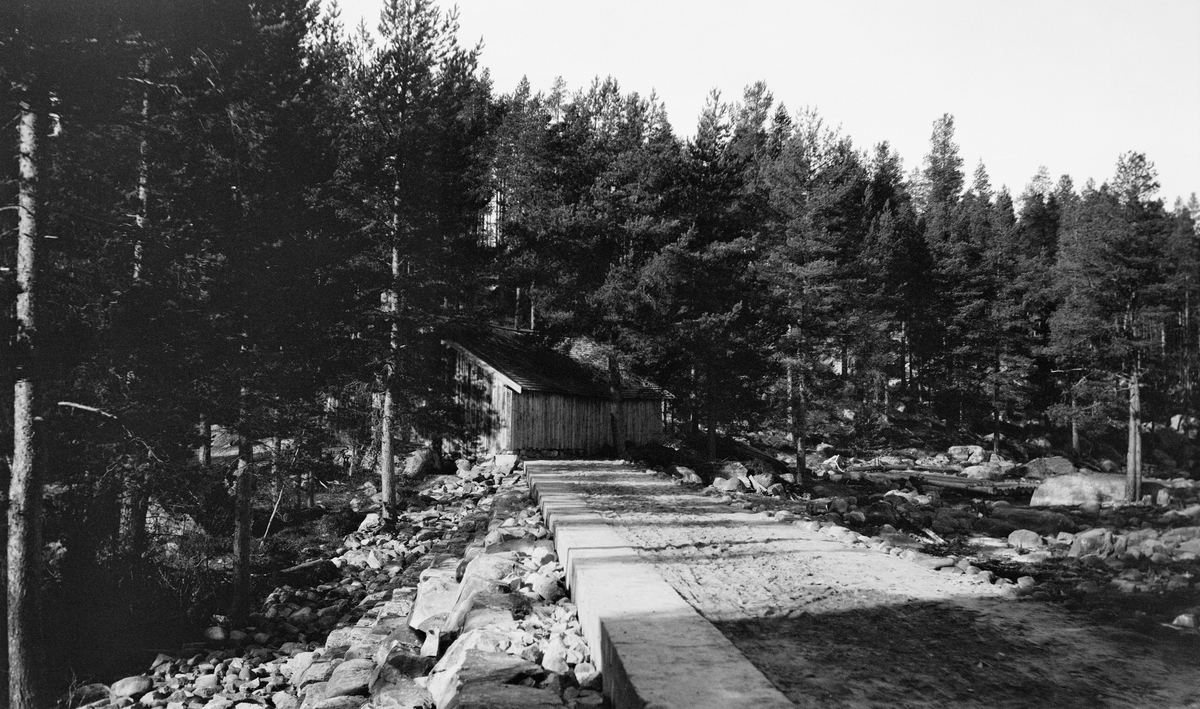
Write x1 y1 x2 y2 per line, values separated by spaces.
445 329 665 456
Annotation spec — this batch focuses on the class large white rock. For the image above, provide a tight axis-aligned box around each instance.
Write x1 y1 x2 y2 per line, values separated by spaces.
409 567 461 634
1029 473 1126 507
948 445 986 465
961 462 1007 480
110 675 152 699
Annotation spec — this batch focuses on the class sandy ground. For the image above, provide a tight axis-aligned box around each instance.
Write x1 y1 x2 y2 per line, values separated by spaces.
560 463 1200 709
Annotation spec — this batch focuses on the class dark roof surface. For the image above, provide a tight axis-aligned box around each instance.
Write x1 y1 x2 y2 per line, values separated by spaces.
447 328 663 400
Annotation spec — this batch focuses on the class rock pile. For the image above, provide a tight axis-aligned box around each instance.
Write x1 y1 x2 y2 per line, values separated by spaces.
80 456 606 709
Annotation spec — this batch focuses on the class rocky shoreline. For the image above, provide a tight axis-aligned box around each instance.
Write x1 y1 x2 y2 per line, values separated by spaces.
74 457 606 709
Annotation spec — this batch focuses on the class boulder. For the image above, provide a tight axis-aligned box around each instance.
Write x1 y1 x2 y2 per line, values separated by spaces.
403 448 438 477
947 445 986 465
193 674 222 698
1007 529 1044 552
370 678 434 709
111 675 153 699
988 506 1076 535
1161 526 1200 545
715 461 749 480
146 502 203 538
372 648 436 684
973 516 1018 538
574 662 601 690
325 659 374 698
427 648 545 709
409 567 460 634
451 684 565 709
1029 473 1126 508
446 589 529 634
540 636 571 674
459 552 520 585
311 698 367 709
669 465 704 484
299 661 338 687
528 573 566 603
1069 528 1114 558
278 559 342 587
961 462 1006 480
711 477 744 493
492 454 521 476
1023 456 1076 479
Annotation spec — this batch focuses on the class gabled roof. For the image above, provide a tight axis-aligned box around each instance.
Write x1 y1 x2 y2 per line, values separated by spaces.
445 328 664 400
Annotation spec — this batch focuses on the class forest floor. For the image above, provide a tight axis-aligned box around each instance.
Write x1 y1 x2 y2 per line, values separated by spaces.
559 462 1200 709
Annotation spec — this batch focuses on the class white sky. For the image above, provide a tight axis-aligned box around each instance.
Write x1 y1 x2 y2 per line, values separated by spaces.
333 0 1200 205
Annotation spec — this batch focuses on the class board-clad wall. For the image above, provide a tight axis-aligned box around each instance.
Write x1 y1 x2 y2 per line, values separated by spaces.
510 392 662 454
453 348 663 454
455 355 513 453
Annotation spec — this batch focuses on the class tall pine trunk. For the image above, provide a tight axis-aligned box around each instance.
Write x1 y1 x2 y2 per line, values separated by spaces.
1126 369 1142 502
8 102 43 709
705 363 716 462
608 353 626 459
380 236 400 519
118 463 149 558
231 414 254 627
199 414 212 466
132 59 149 282
788 363 807 479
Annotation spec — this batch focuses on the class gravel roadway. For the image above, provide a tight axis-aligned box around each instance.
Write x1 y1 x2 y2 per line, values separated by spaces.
556 462 1200 709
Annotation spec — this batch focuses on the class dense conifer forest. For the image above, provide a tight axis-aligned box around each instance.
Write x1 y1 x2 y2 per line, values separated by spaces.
1 0 1197 704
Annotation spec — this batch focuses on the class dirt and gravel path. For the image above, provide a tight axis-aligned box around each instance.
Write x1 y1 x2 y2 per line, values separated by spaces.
555 462 1200 709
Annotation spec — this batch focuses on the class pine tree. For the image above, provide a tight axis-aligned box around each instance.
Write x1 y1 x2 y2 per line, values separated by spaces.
1048 153 1173 499
332 0 490 499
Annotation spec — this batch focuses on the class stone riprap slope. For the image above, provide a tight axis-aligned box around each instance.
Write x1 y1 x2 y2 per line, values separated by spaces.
76 461 606 709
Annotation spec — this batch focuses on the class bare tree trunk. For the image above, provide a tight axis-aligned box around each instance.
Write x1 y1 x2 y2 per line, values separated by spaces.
271 436 283 504
1070 387 1080 456
1126 370 1142 502
8 102 43 709
118 462 149 558
993 355 1002 457
608 353 626 459
514 286 521 329
380 203 400 519
688 366 699 437
705 365 716 462
231 419 254 627
790 365 807 479
132 59 149 282
199 414 212 466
